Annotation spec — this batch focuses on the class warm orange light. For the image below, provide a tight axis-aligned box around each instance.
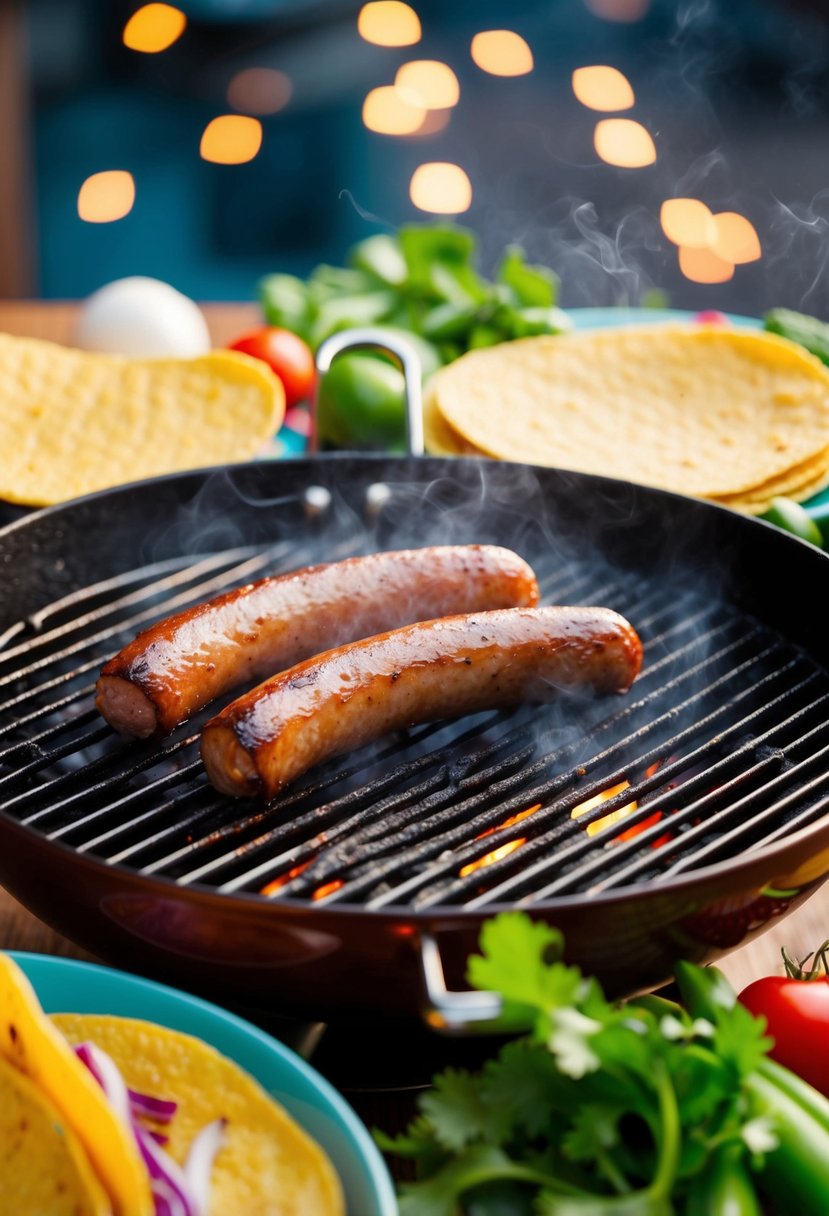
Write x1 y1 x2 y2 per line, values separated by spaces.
678 245 734 284
312 880 345 901
200 115 263 165
227 67 293 115
571 781 636 836
261 861 312 897
710 212 762 264
458 804 540 877
358 1 421 46
594 119 655 167
412 108 452 136
395 60 460 109
585 0 650 20
410 162 472 213
470 30 533 77
460 838 526 876
77 171 136 223
123 3 186 53
660 198 716 248
572 66 634 111
363 85 426 135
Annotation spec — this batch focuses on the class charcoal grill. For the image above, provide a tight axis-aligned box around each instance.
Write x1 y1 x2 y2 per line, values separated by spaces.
1 453 829 1027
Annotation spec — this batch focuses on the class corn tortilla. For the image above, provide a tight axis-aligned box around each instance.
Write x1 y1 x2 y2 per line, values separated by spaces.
424 326 829 500
53 1013 345 1216
0 332 285 506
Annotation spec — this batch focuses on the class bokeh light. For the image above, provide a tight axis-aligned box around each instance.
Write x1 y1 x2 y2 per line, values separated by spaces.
200 115 263 165
660 199 717 248
358 2 421 47
122 4 186 54
410 162 472 213
395 61 460 109
711 212 762 264
470 30 533 77
77 171 136 223
363 86 426 135
227 68 292 116
678 245 735 284
593 119 656 167
572 66 634 111
584 0 650 21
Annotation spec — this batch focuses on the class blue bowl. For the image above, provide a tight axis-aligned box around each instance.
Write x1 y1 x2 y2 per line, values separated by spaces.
9 952 397 1216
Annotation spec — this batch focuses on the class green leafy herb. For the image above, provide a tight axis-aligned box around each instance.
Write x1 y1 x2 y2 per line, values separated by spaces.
377 912 829 1214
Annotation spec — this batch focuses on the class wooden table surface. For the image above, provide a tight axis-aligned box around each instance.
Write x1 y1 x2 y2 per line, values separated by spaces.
0 299 827 1106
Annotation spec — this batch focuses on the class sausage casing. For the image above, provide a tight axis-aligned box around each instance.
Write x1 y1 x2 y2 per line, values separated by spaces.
96 545 539 738
201 605 643 800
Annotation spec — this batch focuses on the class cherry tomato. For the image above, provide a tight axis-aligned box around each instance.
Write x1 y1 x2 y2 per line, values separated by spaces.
740 973 829 1095
227 327 315 408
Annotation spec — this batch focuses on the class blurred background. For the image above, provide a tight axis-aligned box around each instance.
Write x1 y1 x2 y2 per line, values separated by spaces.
4 0 829 315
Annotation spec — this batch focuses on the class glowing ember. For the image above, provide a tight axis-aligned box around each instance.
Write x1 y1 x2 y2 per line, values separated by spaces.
77 171 135 223
660 198 717 248
363 85 426 135
458 804 541 877
312 880 345 901
572 66 634 111
593 118 656 168
678 245 735 284
395 60 460 109
358 1 421 47
470 30 534 77
260 861 312 897
227 68 293 116
123 3 186 53
410 162 472 214
571 781 636 837
200 115 263 165
710 212 762 264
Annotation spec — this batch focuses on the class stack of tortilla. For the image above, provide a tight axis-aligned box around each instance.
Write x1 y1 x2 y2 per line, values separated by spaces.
423 325 829 514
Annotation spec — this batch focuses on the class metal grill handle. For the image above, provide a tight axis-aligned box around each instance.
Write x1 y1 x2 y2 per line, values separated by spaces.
418 931 505 1034
309 327 425 457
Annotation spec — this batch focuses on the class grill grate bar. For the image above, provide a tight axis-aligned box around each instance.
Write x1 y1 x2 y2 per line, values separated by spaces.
0 657 102 718
746 789 829 853
653 731 829 880
0 542 300 689
253 628 780 903
49 760 205 846
527 691 829 900
13 733 198 825
377 650 807 910
172 582 695 888
0 548 265 666
0 707 100 766
0 684 93 743
0 723 113 790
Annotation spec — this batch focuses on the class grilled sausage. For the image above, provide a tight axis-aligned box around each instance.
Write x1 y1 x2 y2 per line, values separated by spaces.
96 545 539 738
201 606 643 800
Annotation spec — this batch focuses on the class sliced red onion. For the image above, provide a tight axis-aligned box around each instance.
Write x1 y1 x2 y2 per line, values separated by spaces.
74 1041 132 1126
135 1123 196 1216
129 1089 178 1124
183 1118 227 1216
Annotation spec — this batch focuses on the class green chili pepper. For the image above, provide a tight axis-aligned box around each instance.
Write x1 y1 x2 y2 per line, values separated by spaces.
685 1147 762 1216
764 308 829 366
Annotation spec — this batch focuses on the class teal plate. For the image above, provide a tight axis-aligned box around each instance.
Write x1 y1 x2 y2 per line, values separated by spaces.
568 307 827 524
8 952 398 1216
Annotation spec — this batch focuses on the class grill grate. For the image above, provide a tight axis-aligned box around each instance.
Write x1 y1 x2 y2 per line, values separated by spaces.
2 533 828 912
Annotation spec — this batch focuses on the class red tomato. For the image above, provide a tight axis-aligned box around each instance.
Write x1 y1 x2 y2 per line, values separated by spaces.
227 327 315 408
739 975 829 1095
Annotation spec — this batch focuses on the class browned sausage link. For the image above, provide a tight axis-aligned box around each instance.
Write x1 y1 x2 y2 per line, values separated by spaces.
201 606 643 801
95 546 539 738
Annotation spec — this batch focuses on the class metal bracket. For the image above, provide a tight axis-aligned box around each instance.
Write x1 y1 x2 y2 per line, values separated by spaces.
418 931 505 1035
310 327 424 457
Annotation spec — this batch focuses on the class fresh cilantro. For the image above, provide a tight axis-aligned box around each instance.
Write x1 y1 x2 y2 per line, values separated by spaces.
377 911 829 1215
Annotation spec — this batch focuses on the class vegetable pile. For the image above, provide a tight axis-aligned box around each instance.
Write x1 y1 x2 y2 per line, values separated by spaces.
260 224 570 449
378 913 829 1215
